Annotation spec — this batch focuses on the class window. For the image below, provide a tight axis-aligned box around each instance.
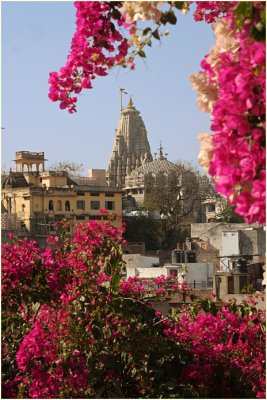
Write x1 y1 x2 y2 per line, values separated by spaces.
91 201 100 210
90 192 99 196
228 276 234 294
105 193 114 197
239 276 248 292
105 201 115 210
48 200 54 211
90 215 101 220
77 192 85 196
77 200 85 210
76 215 85 220
56 200 62 211
65 201 70 211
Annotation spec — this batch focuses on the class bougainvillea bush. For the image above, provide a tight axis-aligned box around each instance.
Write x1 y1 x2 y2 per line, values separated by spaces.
2 219 266 398
49 1 266 225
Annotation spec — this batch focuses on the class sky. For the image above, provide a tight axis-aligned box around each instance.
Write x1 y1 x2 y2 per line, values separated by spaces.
2 1 215 174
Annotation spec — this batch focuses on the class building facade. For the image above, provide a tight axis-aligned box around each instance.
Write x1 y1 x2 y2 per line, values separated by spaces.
2 151 122 246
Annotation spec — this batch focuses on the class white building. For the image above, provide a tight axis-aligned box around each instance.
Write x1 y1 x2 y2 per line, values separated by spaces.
123 253 213 290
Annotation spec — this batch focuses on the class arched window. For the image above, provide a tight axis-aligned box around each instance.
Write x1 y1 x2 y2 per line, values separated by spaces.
65 200 70 211
57 200 62 211
23 164 29 172
48 200 54 211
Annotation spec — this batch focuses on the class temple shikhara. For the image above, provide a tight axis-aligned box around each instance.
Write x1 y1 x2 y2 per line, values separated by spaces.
107 98 153 188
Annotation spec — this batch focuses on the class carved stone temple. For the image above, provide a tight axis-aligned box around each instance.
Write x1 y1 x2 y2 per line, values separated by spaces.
107 98 153 188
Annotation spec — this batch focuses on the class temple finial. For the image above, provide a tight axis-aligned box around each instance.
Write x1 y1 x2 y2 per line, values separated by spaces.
156 142 166 160
159 141 163 155
128 97 133 107
119 87 128 112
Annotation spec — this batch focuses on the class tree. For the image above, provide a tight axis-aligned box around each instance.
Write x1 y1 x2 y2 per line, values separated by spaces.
48 161 84 177
1 165 8 178
123 214 162 250
142 162 215 248
215 201 244 223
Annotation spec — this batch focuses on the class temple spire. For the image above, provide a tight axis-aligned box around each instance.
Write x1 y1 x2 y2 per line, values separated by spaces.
107 98 153 188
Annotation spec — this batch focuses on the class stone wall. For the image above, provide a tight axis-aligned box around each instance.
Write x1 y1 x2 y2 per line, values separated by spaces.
191 223 265 263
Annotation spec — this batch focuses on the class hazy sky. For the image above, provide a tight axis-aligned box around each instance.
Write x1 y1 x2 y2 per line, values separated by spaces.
2 1 215 174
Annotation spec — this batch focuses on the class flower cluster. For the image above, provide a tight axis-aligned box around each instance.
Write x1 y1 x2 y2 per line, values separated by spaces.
2 236 41 303
48 1 134 113
163 299 266 398
197 132 214 169
121 1 164 24
2 221 266 398
190 17 239 113
120 276 146 296
15 305 92 398
2 220 192 398
193 1 236 23
191 3 266 224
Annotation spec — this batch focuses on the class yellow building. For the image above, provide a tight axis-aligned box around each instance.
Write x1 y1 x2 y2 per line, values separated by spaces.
2 151 122 246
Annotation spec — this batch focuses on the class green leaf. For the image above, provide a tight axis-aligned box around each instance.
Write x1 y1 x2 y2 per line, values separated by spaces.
111 8 121 20
111 273 121 292
210 301 218 317
143 27 152 35
201 298 209 312
232 332 239 344
251 25 266 42
174 2 185 11
235 2 253 19
138 50 146 58
98 40 109 49
166 10 177 25
152 29 160 40
260 8 266 24
145 38 152 47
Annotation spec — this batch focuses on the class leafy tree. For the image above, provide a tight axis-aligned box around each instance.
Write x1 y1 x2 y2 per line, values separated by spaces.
123 215 162 250
215 201 244 223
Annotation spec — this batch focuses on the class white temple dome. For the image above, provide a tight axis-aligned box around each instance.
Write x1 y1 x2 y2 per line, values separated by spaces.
124 144 178 190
